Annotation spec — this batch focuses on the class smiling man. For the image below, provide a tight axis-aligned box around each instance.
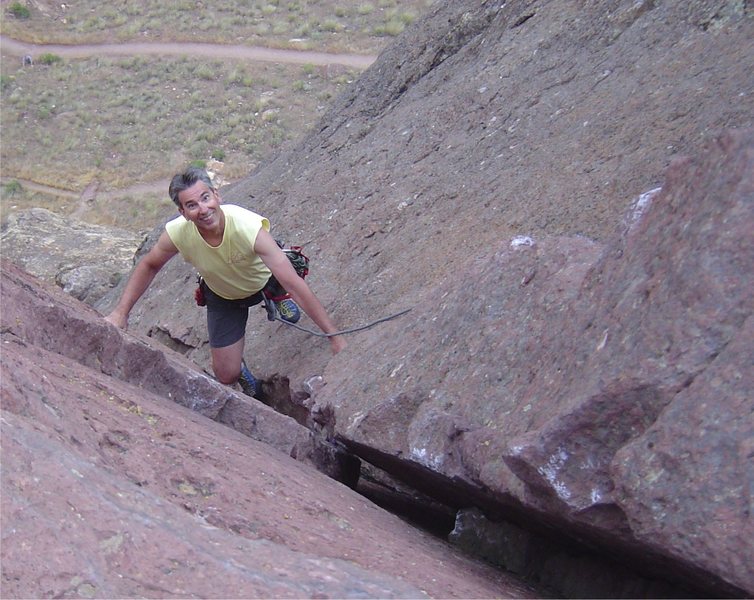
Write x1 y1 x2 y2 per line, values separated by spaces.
105 167 346 397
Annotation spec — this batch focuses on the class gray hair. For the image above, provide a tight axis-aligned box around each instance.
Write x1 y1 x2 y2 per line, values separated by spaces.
168 167 214 206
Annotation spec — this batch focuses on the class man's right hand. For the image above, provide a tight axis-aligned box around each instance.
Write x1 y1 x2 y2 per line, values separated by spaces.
101 231 179 332
329 335 347 354
104 311 128 330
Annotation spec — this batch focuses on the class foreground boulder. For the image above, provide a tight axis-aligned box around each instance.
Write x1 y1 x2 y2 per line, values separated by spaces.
1 208 143 306
316 129 754 596
0 260 536 599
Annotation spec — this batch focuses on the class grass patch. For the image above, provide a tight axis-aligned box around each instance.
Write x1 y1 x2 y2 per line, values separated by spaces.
2 180 23 195
0 0 435 53
1 55 359 196
7 2 31 19
0 0 435 231
38 53 63 65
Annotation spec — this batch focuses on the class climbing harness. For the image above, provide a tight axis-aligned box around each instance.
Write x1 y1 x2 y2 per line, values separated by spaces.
281 245 309 279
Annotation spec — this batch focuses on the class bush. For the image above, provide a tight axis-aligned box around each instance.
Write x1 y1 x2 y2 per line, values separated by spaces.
373 18 406 37
228 68 253 87
0 75 14 92
210 149 226 161
194 64 214 80
8 2 31 19
38 53 63 65
321 19 342 33
189 159 207 169
3 180 23 195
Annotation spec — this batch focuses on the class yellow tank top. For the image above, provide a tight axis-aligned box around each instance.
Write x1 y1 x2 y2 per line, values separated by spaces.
165 204 271 300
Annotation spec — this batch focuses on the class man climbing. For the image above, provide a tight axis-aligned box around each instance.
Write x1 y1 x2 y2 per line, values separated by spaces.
104 167 346 397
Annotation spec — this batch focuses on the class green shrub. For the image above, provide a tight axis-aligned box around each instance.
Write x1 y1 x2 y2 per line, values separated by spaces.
2 180 23 195
0 75 14 92
194 64 215 80
271 20 289 35
229 68 253 87
210 149 226 161
373 18 406 36
38 53 63 65
8 2 31 19
189 159 207 169
398 11 416 25
321 19 342 32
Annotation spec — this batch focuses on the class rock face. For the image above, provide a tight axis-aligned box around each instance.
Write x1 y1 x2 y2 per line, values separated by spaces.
0 261 536 599
314 129 753 596
96 0 754 389
1 208 143 305
22 0 754 596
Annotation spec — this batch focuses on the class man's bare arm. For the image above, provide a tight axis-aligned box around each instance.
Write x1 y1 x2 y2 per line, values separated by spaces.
255 228 346 354
105 232 179 330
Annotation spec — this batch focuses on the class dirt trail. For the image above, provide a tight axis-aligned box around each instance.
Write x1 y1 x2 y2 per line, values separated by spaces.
1 176 171 221
0 35 377 68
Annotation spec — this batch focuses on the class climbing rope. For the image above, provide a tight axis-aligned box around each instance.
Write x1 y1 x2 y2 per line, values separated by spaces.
263 299 412 337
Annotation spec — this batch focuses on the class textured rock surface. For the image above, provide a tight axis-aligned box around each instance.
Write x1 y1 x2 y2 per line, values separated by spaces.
1 260 367 490
0 261 537 599
96 0 754 389
613 314 754 591
312 128 754 597
609 134 754 591
20 0 754 596
1 208 143 305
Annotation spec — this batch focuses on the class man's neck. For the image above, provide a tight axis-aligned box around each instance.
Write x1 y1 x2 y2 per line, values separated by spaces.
197 213 225 247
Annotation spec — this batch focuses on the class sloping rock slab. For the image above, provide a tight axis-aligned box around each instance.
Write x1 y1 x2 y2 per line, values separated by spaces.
0 264 536 599
0 260 312 458
96 0 754 393
316 128 753 596
1 410 425 599
1 208 143 306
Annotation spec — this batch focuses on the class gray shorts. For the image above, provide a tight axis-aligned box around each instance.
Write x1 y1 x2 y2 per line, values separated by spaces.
202 281 265 348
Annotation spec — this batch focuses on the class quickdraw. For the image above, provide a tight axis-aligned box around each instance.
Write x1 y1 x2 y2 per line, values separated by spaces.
281 245 309 279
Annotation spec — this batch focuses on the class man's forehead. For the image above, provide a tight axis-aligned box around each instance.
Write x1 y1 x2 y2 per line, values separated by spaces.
180 181 213 199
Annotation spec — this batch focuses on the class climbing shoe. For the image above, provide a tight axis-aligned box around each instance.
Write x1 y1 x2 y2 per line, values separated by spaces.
275 297 301 324
238 359 258 398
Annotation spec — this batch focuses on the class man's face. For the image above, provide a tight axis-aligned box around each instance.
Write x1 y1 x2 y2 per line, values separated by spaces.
177 181 222 231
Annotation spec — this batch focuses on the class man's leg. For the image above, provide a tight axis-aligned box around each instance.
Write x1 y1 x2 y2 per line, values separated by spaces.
205 294 249 386
210 337 245 385
204 287 260 396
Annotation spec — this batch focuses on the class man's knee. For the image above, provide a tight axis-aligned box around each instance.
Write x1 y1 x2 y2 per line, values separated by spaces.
213 360 241 385
209 335 245 385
